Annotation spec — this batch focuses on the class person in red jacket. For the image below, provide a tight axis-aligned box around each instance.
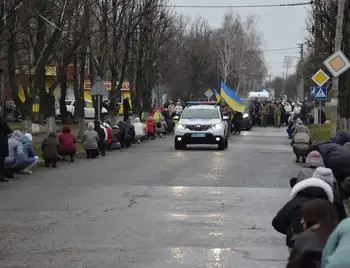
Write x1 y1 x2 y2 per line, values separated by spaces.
146 116 155 139
103 122 113 150
58 125 76 162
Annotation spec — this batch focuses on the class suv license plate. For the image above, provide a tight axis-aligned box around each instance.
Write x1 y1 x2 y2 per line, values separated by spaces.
191 133 205 137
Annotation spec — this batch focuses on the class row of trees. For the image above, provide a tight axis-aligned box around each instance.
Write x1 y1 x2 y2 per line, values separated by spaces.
164 11 267 100
0 2 267 135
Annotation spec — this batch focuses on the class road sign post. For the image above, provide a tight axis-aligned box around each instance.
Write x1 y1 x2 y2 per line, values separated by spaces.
90 76 109 122
204 89 213 102
314 87 327 125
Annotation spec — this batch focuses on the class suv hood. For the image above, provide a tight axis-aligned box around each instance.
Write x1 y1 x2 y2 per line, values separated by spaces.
179 118 221 125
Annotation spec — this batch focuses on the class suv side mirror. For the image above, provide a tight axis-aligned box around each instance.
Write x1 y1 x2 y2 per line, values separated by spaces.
223 116 229 121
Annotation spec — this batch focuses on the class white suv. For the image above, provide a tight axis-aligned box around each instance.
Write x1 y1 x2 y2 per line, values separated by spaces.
174 104 229 150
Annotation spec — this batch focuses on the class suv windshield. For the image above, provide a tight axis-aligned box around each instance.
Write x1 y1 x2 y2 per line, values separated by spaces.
182 108 220 119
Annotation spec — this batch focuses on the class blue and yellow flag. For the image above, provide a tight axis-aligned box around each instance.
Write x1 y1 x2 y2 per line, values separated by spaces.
213 88 221 102
220 81 245 113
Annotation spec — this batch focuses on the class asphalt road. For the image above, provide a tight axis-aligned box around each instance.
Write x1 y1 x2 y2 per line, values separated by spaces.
0 127 300 268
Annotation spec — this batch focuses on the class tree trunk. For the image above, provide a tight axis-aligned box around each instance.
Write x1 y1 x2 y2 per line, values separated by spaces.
59 64 69 124
74 55 85 139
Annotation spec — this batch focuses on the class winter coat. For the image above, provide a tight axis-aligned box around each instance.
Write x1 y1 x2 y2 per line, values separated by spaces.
287 229 323 268
294 106 301 114
110 125 121 150
111 126 121 143
273 104 282 115
94 123 106 149
58 125 76 154
133 117 146 138
146 118 155 134
83 123 99 150
41 134 60 161
296 151 325 181
272 178 333 248
5 130 25 166
322 218 350 268
331 131 350 146
309 140 350 183
22 135 36 160
285 104 293 113
292 132 310 156
293 119 309 135
155 119 167 133
259 104 269 115
0 115 11 162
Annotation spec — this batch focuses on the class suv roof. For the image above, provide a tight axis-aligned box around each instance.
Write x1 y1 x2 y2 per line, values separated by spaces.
185 104 218 110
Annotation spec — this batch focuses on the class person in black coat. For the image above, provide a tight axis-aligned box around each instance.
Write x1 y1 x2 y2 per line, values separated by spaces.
233 111 242 135
308 140 350 185
123 97 130 122
272 178 334 252
0 108 11 182
94 121 106 156
331 130 350 146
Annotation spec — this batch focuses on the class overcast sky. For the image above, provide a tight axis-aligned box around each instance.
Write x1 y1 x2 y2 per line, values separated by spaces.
170 0 309 78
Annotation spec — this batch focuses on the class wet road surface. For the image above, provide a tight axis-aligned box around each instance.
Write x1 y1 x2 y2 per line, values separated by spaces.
0 127 300 267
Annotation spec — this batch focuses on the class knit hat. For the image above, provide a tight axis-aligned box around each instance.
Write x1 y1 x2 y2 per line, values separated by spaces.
305 151 325 167
312 167 336 190
24 133 33 142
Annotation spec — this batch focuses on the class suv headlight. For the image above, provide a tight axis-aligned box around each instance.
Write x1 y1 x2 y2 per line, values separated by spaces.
243 113 249 119
177 123 186 130
211 124 222 130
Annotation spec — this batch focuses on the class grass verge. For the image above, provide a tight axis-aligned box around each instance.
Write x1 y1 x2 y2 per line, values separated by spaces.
309 123 330 142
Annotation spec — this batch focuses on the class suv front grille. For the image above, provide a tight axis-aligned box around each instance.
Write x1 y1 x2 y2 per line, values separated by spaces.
187 124 211 131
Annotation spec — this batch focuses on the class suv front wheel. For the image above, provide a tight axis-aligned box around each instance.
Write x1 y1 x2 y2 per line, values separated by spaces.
174 139 185 150
218 138 227 150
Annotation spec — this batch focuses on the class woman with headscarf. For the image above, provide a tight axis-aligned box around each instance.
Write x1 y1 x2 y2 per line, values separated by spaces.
83 122 99 158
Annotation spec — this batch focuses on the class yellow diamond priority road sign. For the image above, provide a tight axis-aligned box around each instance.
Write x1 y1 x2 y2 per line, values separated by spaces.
311 69 330 87
323 50 350 78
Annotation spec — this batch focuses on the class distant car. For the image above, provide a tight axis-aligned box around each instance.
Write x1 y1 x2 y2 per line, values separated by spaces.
174 104 229 150
56 99 108 121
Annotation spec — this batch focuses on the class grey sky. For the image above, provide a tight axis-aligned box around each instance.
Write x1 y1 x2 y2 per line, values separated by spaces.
171 0 309 78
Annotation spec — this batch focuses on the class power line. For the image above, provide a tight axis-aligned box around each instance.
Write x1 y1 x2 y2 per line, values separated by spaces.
263 47 300 52
168 1 313 8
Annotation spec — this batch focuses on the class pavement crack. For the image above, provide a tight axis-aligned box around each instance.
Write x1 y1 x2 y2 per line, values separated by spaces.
102 208 115 212
127 199 138 208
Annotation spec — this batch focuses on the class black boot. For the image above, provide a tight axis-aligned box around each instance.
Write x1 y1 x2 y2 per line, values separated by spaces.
4 171 14 179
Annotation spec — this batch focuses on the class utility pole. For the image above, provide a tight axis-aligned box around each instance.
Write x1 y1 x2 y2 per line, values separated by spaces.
299 43 305 101
330 0 345 134
281 72 285 99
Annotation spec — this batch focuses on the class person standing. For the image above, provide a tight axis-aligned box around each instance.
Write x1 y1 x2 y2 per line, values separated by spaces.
259 101 269 127
123 97 130 122
0 107 11 181
273 101 282 128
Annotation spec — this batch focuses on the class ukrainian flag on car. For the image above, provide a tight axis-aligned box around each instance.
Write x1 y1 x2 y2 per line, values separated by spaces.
220 81 245 113
213 88 221 103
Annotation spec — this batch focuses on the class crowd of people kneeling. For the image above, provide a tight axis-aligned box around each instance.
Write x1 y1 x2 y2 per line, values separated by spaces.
0 114 173 181
271 118 350 267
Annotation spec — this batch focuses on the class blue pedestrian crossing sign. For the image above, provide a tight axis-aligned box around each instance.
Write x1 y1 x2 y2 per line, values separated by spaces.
314 87 327 100
310 86 316 95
